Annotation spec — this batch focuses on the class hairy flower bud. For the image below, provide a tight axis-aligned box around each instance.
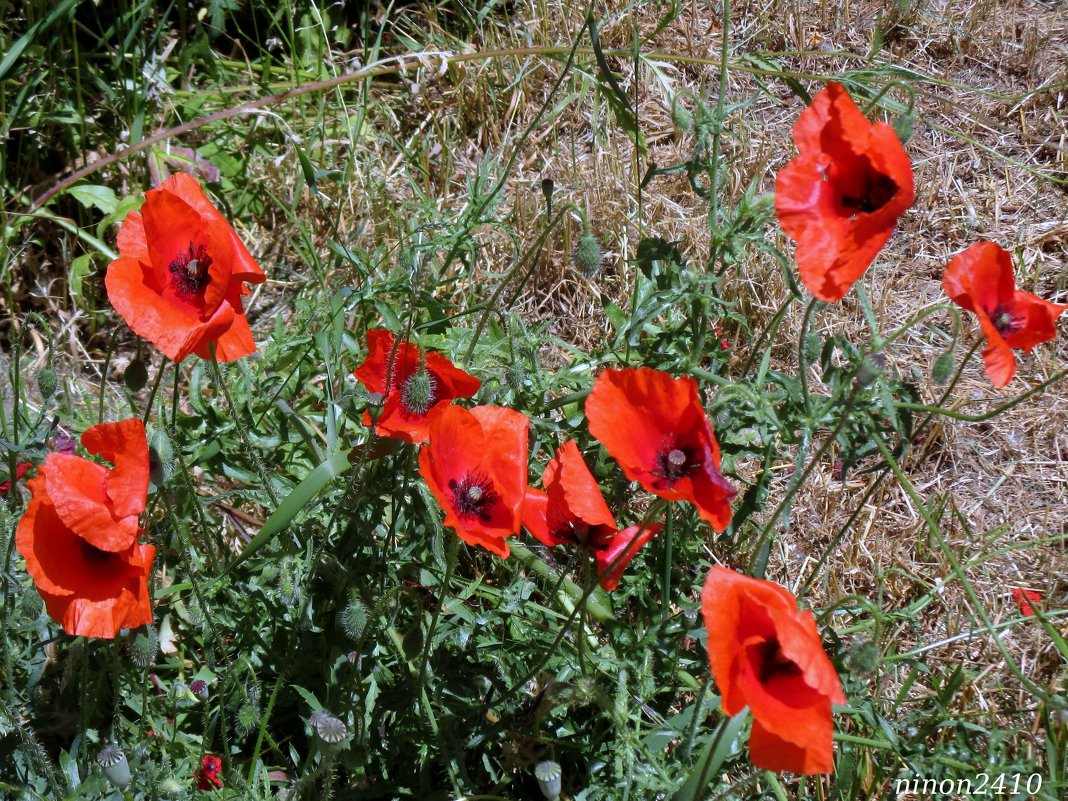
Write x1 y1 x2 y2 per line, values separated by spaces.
931 350 955 385
127 626 158 668
401 367 437 415
573 231 603 278
36 366 57 400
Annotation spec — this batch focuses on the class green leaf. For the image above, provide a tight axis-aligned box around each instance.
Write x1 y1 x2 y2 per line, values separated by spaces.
229 450 352 571
672 709 749 801
68 184 119 215
68 254 95 309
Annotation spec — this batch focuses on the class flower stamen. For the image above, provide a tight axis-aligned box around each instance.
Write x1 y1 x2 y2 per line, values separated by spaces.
169 242 213 299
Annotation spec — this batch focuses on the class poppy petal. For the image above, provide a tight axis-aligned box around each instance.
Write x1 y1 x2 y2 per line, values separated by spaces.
81 419 150 521
192 301 256 362
749 715 835 775
44 455 139 551
595 523 663 591
548 440 617 531
116 211 148 263
522 487 558 546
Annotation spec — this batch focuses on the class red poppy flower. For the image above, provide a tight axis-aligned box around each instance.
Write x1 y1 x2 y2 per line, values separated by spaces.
523 441 662 590
1012 587 1042 617
194 754 223 790
702 566 845 774
15 419 155 639
354 328 481 444
775 83 915 302
418 405 529 557
585 367 735 531
106 172 266 363
0 462 31 493
943 242 1067 387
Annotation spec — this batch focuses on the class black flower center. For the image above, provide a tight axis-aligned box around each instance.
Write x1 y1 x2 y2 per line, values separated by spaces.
990 304 1022 336
79 538 118 566
655 443 696 487
551 518 614 550
169 242 213 299
448 474 498 522
840 169 897 215
757 637 803 684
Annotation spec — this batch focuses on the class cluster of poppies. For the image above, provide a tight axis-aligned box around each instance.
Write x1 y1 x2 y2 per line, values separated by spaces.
776 82 1066 386
12 80 1064 780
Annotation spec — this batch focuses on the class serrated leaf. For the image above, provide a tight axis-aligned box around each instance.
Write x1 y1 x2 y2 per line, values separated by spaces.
68 184 118 215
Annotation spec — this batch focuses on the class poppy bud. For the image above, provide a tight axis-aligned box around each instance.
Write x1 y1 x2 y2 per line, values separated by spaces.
671 99 694 133
844 639 880 677
541 177 554 212
339 594 368 640
128 626 159 667
36 366 57 400
97 743 131 790
124 358 149 391
534 760 562 800
236 703 261 737
190 678 210 701
158 776 184 797
854 353 886 388
504 362 527 394
573 231 603 278
400 367 437 416
931 350 955 385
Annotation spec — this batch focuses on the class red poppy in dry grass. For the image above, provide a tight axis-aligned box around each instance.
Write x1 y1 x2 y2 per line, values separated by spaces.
354 328 481 444
16 419 155 639
943 242 1067 387
523 440 663 591
585 367 735 531
106 172 266 363
1012 587 1042 617
194 754 223 790
418 405 529 557
702 566 845 774
775 82 915 302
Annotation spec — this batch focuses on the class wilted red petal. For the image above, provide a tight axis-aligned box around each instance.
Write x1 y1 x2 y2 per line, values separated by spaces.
1012 587 1042 617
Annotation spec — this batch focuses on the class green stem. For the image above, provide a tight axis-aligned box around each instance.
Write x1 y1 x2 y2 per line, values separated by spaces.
749 385 860 577
661 506 673 624
898 366 1067 422
208 345 279 506
141 356 169 424
416 533 459 693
